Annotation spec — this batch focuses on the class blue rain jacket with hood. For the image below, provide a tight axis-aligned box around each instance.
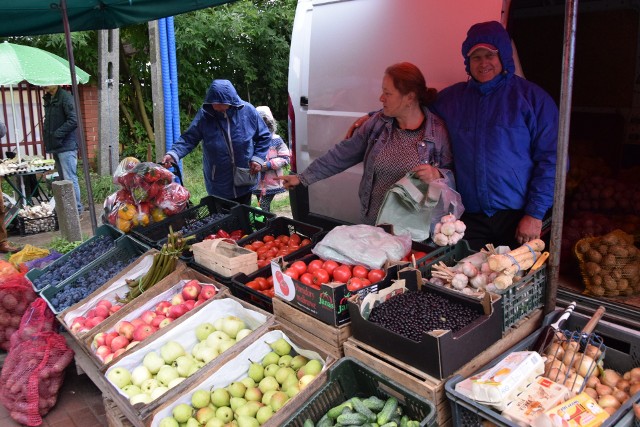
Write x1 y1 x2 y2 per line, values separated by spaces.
432 21 558 220
166 80 271 199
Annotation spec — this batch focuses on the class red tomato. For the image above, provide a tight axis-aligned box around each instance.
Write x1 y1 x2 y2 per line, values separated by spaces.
263 235 275 242
284 268 299 280
289 233 302 245
263 288 275 298
322 260 339 277
367 269 385 283
346 277 365 291
255 277 269 291
332 265 352 283
278 235 290 244
257 259 270 268
300 273 314 287
288 243 300 251
312 268 330 286
267 276 274 287
361 278 371 287
300 238 312 246
352 265 369 279
290 260 307 275
246 280 260 290
307 259 324 274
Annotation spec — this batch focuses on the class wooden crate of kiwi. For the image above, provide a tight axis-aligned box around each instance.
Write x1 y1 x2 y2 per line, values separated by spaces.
574 229 640 297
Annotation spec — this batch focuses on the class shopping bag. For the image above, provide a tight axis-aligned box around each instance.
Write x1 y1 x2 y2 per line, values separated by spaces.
376 172 441 242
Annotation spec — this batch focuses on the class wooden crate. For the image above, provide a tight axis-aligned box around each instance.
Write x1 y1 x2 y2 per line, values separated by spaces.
343 337 452 427
104 395 134 427
273 297 351 359
192 238 257 277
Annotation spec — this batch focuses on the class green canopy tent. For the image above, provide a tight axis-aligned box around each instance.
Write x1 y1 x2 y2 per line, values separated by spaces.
0 0 236 231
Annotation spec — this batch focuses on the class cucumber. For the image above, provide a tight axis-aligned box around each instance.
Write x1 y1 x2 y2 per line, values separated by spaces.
376 397 398 425
362 396 386 412
406 421 420 427
399 415 409 427
379 423 398 427
350 397 376 422
328 401 354 419
317 414 334 427
304 419 315 427
337 412 369 426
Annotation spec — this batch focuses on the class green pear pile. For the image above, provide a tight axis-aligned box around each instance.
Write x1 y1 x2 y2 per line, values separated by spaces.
107 316 253 406
158 338 324 427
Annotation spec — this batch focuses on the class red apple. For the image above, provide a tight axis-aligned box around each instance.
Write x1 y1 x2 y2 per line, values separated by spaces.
126 341 139 350
167 304 188 319
198 285 217 301
96 345 111 361
97 299 112 310
117 321 135 340
86 316 106 329
110 335 130 352
110 305 123 314
93 332 107 348
140 310 157 325
113 348 126 359
132 324 157 341
170 294 184 306
131 318 145 328
104 353 114 364
94 305 110 319
105 331 119 348
151 315 166 328
86 309 97 318
70 317 86 334
181 281 202 301
184 300 196 311
158 318 173 328
155 301 172 316
194 300 204 308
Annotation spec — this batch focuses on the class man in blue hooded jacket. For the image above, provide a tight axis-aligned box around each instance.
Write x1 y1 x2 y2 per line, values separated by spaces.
162 79 271 205
432 21 558 250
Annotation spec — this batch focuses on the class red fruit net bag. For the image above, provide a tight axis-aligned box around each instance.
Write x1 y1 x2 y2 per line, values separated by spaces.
0 331 74 426
9 298 57 349
0 273 38 350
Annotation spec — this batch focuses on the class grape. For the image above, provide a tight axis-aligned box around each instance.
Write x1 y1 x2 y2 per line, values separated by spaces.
33 236 117 291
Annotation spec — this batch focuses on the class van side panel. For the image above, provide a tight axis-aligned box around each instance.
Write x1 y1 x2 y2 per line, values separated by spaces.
290 0 504 224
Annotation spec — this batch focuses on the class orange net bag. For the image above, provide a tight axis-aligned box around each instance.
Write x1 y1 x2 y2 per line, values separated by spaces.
0 273 38 350
574 229 640 297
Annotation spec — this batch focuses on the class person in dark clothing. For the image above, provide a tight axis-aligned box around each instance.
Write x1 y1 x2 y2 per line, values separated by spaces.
0 121 21 253
42 85 83 215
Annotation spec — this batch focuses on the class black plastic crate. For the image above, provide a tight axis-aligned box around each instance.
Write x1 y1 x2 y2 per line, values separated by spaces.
281 357 437 427
26 224 123 292
418 240 546 332
226 266 276 313
236 216 323 247
445 310 640 427
40 236 149 314
130 195 238 248
18 213 58 236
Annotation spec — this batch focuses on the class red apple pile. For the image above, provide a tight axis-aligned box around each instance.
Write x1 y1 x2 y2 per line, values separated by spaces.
69 299 124 335
91 281 217 363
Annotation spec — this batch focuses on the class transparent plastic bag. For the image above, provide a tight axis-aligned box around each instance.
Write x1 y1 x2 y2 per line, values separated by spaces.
428 178 464 232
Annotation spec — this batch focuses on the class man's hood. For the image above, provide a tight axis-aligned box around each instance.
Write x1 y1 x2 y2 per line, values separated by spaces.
462 21 515 76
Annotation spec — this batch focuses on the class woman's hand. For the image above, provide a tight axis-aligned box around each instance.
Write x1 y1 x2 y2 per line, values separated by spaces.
161 154 174 168
345 114 371 139
412 164 442 183
277 175 301 190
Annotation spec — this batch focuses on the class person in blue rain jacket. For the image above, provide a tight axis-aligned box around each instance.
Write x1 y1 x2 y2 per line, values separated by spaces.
162 79 271 205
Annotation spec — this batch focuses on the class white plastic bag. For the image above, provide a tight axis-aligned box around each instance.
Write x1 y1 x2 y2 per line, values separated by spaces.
311 224 412 269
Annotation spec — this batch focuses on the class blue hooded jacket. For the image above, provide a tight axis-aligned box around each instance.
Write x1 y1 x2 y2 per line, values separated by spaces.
432 21 558 220
167 80 271 199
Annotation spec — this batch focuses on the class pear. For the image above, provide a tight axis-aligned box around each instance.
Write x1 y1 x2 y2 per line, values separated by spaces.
290 355 309 371
261 351 280 366
277 354 292 367
235 400 262 418
275 367 296 385
267 338 292 356
264 363 280 378
303 359 323 376
236 415 260 427
227 381 247 398
286 384 300 398
247 362 264 382
256 405 274 424
240 377 256 388
259 376 280 393
210 388 230 407
269 391 289 412
230 396 247 411
261 389 277 405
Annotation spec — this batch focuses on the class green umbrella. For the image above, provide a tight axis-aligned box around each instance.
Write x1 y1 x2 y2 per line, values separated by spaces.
0 41 90 86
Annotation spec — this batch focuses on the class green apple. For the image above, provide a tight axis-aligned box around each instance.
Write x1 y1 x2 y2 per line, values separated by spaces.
168 377 186 389
129 393 153 406
220 316 246 339
269 391 289 412
107 367 132 389
247 362 264 383
140 378 159 394
195 322 216 341
161 341 186 364
256 405 274 424
159 417 179 427
261 351 280 366
205 331 231 350
199 346 219 364
122 384 142 398
258 376 280 393
174 355 195 377
227 381 247 398
150 386 170 400
215 406 233 423
267 338 291 356
235 328 253 341
172 403 193 423
143 352 166 374
191 389 211 408
218 339 236 354
210 388 230 407
157 365 180 386
131 365 152 387
236 415 260 427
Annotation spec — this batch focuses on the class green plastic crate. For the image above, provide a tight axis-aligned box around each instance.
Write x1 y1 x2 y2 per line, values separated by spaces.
281 357 437 427
418 240 546 332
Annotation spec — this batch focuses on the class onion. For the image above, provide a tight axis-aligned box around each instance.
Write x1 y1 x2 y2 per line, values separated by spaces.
584 344 602 360
616 379 631 393
601 369 622 388
598 395 621 410
547 367 567 384
544 357 567 373
596 383 613 397
603 406 618 416
629 383 640 396
612 388 629 403
584 387 598 399
630 367 640 382
545 343 565 360
573 355 596 378
585 375 600 389
567 373 585 393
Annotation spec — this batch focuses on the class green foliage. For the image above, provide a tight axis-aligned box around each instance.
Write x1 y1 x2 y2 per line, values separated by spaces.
48 237 85 254
181 145 208 204
77 168 117 207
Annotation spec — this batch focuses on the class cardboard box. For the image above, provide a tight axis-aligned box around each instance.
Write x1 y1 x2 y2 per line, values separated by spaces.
271 256 399 326
348 268 503 379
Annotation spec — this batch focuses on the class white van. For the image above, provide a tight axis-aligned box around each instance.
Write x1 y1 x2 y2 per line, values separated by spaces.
287 0 506 227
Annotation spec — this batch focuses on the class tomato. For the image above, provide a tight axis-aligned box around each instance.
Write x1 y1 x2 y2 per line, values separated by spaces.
289 233 302 245
361 278 371 287
257 259 270 268
413 251 427 259
246 280 260 290
290 260 307 275
267 276 274 287
251 241 265 250
300 238 312 246
352 265 369 279
312 268 330 286
332 265 352 283
307 259 324 274
346 277 365 291
367 269 385 283
255 277 269 291
263 235 275 243
299 273 314 287
284 268 299 280
277 235 290 244
244 244 253 250
288 243 300 251
322 260 339 277
256 245 269 255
